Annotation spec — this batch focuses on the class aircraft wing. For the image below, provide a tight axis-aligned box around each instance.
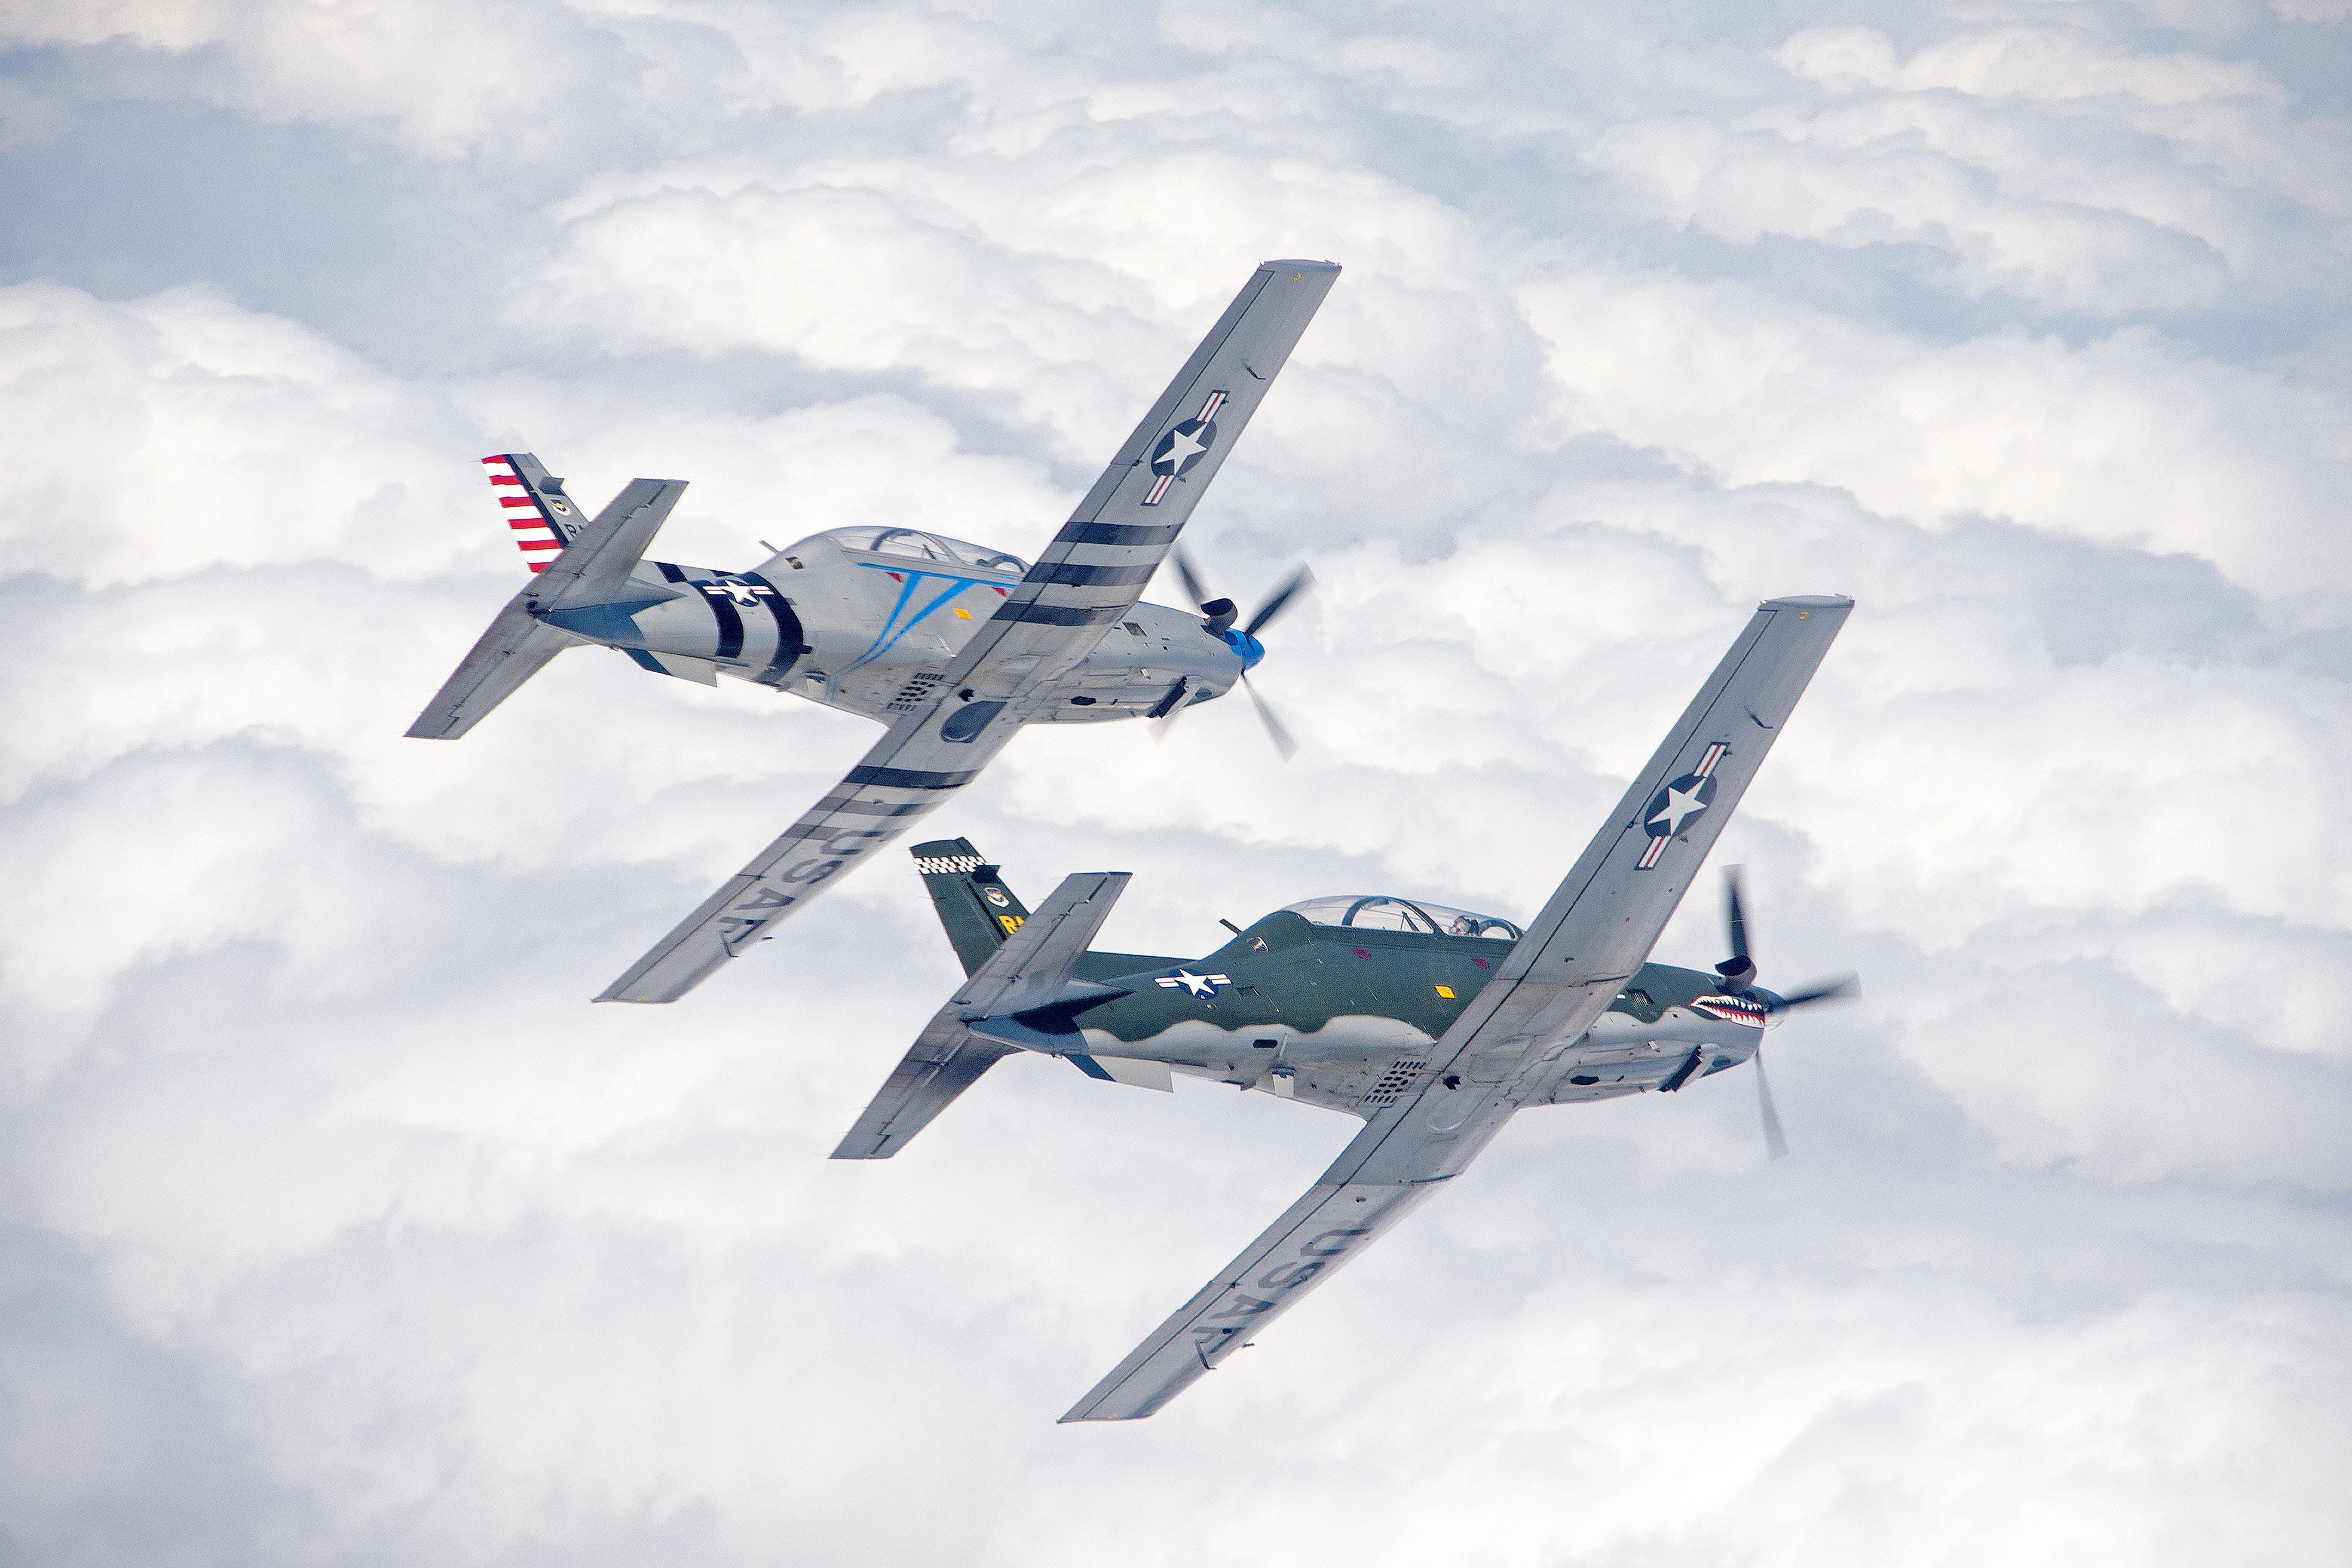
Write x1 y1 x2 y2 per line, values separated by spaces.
597 710 1024 1002
941 260 1340 709
1062 594 1852 1420
598 262 1337 1004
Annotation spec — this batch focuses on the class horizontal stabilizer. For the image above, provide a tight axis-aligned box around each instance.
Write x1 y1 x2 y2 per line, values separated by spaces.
406 601 577 740
965 871 1131 1019
828 1030 1014 1162
407 472 688 740
832 871 1131 1159
534 478 688 612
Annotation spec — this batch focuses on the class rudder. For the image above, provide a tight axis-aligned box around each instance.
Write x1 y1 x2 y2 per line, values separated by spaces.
912 839 1032 976
482 452 587 571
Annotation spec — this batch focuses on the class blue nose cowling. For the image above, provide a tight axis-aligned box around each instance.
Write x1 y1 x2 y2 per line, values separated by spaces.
1221 628 1266 670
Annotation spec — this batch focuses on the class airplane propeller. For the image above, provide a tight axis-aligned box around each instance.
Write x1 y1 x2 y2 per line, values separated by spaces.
1713 865 1860 1160
1164 546 1313 760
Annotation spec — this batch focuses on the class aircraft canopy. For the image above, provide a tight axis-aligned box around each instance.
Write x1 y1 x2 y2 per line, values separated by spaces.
1282 895 1522 941
826 525 1028 575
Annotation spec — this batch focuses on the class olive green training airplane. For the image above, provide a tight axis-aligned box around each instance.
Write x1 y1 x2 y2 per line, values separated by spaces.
834 595 1858 1421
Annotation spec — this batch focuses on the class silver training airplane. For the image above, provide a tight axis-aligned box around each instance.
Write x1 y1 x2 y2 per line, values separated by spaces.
835 595 1853 1420
408 261 1339 1003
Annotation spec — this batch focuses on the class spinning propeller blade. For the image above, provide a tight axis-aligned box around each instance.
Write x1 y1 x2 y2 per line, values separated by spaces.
1706 866 1859 1160
1243 564 1314 638
1754 1046 1789 1161
1774 973 1861 1011
1166 546 1311 761
1172 546 1238 635
1716 866 1757 991
1173 547 1212 611
1241 674 1298 761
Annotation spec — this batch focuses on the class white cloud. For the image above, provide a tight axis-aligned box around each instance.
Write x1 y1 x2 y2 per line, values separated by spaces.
1520 267 2352 610
1579 22 2352 312
0 283 485 587
2 2 2348 1564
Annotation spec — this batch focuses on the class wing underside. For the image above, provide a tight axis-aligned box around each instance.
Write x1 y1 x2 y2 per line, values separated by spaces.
597 717 1017 1003
1061 1176 1441 1422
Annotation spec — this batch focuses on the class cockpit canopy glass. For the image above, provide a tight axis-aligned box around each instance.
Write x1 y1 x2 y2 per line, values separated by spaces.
822 525 1028 575
1281 895 1523 941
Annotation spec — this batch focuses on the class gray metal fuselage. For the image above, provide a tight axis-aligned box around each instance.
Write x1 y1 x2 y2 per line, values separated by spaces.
537 525 1243 724
1023 911 1784 1118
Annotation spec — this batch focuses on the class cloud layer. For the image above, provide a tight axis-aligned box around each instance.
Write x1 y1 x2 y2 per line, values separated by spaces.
1 2 2347 1564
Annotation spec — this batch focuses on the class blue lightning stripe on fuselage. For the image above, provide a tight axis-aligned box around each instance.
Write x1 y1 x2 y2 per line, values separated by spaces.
838 564 1000 678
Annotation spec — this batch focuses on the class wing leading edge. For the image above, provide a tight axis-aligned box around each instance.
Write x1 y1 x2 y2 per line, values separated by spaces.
1061 594 1853 1421
597 261 1339 1004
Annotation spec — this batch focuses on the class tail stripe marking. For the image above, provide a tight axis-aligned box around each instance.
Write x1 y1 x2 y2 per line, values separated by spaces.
482 454 567 574
914 855 984 875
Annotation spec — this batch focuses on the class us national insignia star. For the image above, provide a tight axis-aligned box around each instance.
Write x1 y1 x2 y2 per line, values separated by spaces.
1142 390 1227 506
1154 968 1232 998
1637 741 1728 869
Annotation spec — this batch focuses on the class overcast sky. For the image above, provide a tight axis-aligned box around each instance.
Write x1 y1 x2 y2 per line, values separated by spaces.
2 1 2348 1563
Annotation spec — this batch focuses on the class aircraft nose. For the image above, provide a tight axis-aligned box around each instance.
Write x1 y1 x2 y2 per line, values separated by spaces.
1222 627 1266 670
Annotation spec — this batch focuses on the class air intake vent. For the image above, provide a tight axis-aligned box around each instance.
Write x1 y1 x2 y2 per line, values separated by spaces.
1361 1059 1428 1107
887 671 946 712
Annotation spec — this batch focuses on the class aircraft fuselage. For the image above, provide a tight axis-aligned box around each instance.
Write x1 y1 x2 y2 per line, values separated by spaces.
1019 908 1782 1117
537 524 1245 725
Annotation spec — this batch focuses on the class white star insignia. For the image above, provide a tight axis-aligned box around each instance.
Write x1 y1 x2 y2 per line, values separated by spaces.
1647 781 1710 835
1157 424 1209 471
1154 969 1230 998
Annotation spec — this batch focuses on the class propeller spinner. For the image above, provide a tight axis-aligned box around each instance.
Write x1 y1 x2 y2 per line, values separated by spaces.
1166 546 1313 759
1712 866 1859 1160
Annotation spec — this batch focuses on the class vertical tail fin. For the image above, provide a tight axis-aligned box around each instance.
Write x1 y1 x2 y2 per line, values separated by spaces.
912 838 1033 976
482 452 586 572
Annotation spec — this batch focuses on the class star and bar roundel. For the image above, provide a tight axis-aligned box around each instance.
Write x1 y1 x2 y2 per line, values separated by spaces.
1143 390 1226 506
1637 741 1728 869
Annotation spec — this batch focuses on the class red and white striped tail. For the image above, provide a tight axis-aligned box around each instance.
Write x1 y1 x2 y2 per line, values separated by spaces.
482 454 566 572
